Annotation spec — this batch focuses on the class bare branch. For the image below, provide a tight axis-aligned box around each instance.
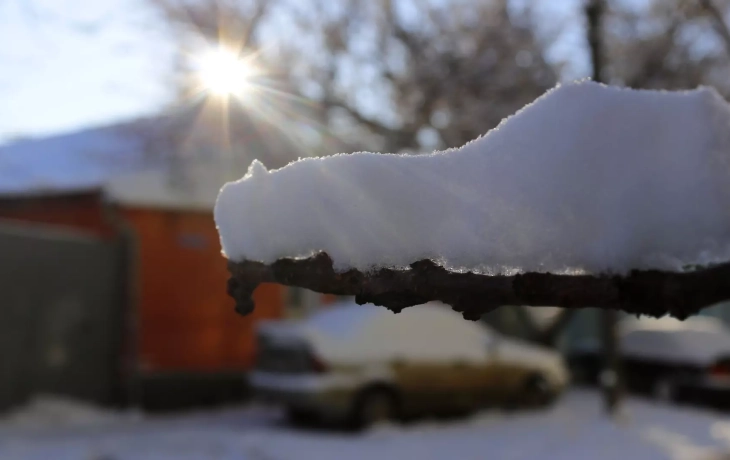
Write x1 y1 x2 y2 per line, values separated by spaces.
151 0 272 45
699 0 730 56
511 306 577 346
226 253 730 321
537 309 577 346
328 101 400 139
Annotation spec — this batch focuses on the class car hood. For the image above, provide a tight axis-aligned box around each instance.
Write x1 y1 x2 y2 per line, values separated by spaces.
498 337 561 366
497 337 568 384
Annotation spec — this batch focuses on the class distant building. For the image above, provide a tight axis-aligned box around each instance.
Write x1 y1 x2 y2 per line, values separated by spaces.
0 105 333 409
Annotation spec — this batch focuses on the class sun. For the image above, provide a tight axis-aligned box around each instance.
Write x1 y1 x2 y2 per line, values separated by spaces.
195 47 255 96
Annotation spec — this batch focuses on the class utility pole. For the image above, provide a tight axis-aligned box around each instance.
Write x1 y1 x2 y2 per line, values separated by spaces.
586 0 622 416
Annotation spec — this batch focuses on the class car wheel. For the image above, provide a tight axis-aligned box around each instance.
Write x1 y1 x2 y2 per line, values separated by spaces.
653 379 675 403
522 374 553 407
350 387 398 430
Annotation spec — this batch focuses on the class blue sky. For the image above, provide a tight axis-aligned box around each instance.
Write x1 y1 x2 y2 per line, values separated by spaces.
0 0 173 143
0 0 590 145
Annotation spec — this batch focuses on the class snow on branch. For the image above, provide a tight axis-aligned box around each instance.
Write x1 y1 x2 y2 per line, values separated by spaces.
217 82 730 320
227 254 730 320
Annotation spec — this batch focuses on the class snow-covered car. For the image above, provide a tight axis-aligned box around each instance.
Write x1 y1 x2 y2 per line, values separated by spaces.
567 316 730 405
249 302 569 428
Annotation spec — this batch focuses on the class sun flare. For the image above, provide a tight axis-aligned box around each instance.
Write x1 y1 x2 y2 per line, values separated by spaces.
196 48 254 96
181 40 323 160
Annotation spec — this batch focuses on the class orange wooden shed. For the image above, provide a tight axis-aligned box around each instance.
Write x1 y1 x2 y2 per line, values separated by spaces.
0 115 330 408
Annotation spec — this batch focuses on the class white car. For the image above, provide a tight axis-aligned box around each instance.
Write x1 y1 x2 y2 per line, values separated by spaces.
249 302 569 428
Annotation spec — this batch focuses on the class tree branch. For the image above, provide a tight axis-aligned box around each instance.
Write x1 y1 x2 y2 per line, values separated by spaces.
226 252 730 321
699 0 730 56
512 306 577 347
329 101 400 138
537 309 577 346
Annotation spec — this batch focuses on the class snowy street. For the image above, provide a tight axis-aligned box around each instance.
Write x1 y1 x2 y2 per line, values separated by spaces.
2 391 730 460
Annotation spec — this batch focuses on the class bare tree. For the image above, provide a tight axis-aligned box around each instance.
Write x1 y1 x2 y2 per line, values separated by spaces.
151 0 272 99
699 0 730 53
604 0 730 95
274 0 559 153
142 0 321 187
150 0 560 154
149 0 730 153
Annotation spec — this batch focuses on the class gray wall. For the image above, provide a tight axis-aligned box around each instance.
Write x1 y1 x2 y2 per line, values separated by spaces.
0 221 125 410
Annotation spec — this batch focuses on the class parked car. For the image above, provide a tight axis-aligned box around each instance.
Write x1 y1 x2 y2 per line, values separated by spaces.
249 302 569 428
567 315 730 407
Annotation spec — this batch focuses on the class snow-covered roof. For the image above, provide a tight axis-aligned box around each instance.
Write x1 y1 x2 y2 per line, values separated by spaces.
216 81 730 274
0 108 304 211
0 121 149 198
103 163 229 212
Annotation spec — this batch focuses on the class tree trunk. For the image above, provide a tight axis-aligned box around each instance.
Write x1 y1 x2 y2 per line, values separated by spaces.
587 0 622 416
600 309 621 413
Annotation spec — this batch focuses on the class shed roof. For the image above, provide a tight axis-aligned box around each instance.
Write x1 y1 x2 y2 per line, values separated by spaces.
0 105 306 211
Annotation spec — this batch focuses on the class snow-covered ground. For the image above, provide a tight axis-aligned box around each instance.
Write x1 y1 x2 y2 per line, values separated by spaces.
2 391 730 460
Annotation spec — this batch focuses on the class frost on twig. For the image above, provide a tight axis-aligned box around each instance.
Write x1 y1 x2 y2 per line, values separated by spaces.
226 253 730 321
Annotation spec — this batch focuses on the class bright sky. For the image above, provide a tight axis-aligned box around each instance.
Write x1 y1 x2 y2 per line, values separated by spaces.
0 0 591 145
0 0 173 143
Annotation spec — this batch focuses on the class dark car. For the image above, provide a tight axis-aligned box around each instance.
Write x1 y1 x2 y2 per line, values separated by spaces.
567 316 730 407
